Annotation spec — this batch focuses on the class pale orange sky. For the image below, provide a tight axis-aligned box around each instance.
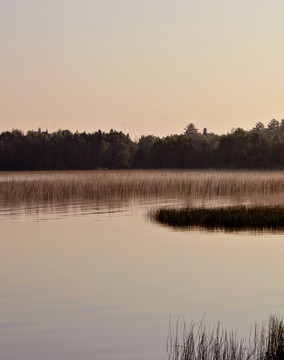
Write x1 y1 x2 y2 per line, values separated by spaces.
1 0 284 139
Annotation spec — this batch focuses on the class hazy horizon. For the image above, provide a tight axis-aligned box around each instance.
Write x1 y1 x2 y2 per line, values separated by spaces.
1 0 284 139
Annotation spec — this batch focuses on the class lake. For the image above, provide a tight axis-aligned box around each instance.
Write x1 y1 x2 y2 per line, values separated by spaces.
1 171 284 360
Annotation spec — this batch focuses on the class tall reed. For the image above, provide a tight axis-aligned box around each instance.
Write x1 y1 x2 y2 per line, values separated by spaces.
2 170 284 201
168 315 284 360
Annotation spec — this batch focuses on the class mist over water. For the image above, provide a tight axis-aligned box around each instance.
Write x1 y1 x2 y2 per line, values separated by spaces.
1 171 284 360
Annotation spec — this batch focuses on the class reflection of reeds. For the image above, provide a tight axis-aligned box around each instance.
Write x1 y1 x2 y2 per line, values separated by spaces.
153 206 284 230
168 315 284 360
2 170 284 201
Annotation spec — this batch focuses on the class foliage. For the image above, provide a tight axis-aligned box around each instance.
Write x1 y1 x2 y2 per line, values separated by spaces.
184 123 199 135
0 129 136 170
1 118 284 169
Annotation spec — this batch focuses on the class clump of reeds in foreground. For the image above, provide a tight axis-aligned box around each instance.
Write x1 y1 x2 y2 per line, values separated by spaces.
168 315 284 360
153 206 284 231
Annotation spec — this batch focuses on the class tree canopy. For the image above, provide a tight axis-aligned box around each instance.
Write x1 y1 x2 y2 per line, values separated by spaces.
1 119 284 170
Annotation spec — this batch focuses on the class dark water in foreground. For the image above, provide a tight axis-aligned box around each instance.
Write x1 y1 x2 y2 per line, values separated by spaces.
1 196 284 360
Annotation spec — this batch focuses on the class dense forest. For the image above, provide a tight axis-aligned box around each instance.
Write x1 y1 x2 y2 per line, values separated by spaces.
1 119 284 170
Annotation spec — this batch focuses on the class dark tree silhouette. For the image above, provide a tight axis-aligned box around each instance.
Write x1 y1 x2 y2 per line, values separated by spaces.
1 119 284 170
184 123 199 135
253 122 265 131
267 119 280 131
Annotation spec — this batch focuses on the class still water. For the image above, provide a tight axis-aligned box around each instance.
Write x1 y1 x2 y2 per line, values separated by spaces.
1 195 284 359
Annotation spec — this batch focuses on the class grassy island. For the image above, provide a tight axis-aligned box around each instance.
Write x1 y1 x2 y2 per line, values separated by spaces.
153 206 284 231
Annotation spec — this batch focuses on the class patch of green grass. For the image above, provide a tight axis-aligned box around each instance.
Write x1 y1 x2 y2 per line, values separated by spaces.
153 206 284 230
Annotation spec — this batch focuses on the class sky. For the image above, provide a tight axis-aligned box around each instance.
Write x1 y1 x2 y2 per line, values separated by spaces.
1 0 284 139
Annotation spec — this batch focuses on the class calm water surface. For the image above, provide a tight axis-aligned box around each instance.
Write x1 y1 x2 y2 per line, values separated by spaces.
1 194 284 359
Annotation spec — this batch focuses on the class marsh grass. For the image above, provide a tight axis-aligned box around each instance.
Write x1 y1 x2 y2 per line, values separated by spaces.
153 206 284 230
2 170 284 201
168 315 284 360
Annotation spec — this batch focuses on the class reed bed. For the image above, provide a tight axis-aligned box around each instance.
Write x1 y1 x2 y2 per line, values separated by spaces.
168 315 284 360
153 206 284 230
2 170 284 201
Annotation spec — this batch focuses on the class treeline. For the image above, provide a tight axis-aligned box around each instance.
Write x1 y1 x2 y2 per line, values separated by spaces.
1 119 284 170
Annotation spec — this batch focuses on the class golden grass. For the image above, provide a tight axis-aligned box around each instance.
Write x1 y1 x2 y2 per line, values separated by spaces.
2 170 284 201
